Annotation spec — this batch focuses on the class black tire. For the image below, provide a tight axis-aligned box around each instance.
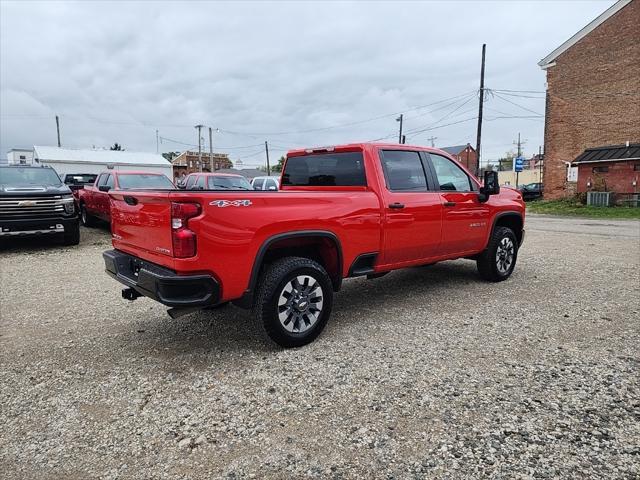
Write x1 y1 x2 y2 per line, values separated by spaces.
251 256 333 348
63 221 80 246
477 226 518 282
80 203 97 227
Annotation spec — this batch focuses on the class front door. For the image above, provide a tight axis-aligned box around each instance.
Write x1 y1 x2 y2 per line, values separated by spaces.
425 153 490 255
379 150 442 265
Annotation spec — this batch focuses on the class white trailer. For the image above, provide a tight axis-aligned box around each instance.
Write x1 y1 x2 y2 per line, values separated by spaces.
33 146 172 180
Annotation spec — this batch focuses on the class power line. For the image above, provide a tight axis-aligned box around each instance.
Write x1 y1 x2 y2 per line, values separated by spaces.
491 92 544 116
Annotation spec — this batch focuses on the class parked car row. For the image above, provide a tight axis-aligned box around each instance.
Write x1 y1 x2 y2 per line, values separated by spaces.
1 166 282 247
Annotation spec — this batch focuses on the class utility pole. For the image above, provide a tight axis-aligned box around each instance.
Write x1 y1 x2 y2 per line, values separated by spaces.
264 141 271 176
55 115 61 147
427 136 437 148
475 43 486 177
513 132 527 187
195 124 204 172
156 129 159 153
396 114 403 144
401 135 406 145
209 127 214 171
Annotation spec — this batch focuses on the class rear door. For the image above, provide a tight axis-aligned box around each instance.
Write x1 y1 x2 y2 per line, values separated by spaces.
100 174 115 219
425 153 490 255
378 150 442 264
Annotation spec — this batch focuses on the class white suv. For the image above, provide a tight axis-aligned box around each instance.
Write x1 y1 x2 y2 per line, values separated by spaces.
251 176 280 191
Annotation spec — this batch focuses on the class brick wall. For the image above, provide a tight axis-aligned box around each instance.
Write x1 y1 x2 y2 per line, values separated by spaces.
542 0 640 199
577 161 640 194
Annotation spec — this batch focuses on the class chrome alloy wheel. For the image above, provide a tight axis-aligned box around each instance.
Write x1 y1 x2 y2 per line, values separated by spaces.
277 275 324 333
496 237 515 274
81 206 87 224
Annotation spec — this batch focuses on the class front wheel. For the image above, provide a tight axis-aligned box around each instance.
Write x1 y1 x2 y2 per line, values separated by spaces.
477 226 518 282
252 256 333 348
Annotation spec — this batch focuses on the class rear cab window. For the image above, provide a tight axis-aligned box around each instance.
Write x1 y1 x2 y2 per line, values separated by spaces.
282 151 366 187
117 174 174 189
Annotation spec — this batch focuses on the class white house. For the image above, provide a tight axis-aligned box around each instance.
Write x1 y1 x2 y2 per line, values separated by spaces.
33 146 172 179
6 148 34 166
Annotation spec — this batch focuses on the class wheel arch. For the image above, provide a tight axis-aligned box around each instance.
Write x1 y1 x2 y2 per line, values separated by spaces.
236 230 344 308
490 211 524 246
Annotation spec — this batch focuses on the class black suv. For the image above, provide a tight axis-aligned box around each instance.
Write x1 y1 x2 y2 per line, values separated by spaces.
0 166 80 245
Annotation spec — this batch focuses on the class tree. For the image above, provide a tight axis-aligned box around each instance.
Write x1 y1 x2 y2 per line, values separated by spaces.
497 150 516 171
271 156 286 173
110 143 124 151
162 151 180 162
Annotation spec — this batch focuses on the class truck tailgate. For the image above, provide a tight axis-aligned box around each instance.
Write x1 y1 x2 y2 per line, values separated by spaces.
109 190 175 268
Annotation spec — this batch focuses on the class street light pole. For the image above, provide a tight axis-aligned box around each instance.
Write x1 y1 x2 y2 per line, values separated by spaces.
396 114 403 144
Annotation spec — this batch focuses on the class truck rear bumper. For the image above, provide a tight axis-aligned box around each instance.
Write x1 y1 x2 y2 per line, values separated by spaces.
103 249 219 308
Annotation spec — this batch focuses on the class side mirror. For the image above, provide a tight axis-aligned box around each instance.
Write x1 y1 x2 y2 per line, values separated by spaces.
268 185 277 191
98 185 111 192
479 171 499 202
253 185 261 190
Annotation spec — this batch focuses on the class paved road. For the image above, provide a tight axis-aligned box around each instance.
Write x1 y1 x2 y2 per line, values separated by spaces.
1 216 639 479
526 213 639 238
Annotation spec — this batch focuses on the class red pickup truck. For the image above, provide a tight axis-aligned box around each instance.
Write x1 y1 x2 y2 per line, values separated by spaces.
78 170 174 226
103 143 525 347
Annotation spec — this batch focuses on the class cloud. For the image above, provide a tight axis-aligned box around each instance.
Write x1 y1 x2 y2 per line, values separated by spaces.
0 0 614 164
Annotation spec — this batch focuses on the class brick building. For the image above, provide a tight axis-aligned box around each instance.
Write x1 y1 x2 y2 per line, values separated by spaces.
441 144 477 172
171 151 233 179
538 0 640 199
573 143 640 200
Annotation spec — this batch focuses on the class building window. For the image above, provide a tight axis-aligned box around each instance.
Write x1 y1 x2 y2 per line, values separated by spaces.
592 166 609 173
19 155 26 160
634 164 640 171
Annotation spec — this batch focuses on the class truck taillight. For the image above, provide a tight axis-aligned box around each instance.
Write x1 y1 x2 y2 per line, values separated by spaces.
171 202 200 258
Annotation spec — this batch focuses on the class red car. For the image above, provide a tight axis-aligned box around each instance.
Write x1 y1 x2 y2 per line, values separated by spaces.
103 143 525 347
78 170 174 226
182 172 252 191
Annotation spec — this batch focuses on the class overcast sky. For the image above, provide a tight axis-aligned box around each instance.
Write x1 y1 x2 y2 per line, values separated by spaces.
1 0 614 166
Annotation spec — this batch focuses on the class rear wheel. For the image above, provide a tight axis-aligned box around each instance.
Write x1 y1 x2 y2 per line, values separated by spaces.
477 226 518 282
252 256 333 348
80 203 97 227
63 221 80 246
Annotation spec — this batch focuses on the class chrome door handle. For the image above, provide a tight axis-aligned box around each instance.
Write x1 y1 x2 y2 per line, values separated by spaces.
388 202 405 209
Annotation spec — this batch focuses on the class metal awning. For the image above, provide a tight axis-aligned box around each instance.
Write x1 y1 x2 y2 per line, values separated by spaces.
572 144 640 164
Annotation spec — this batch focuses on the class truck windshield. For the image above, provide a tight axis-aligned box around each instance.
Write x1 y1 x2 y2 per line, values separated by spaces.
0 167 62 185
282 152 366 186
64 174 97 185
209 176 252 190
117 174 175 190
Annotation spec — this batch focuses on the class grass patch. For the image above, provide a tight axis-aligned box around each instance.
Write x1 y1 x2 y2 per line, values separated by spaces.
527 199 640 219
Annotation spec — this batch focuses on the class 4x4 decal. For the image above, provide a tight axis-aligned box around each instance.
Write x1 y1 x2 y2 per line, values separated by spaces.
209 199 252 208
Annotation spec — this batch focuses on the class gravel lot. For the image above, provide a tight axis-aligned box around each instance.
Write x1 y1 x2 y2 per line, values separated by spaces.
1 215 639 479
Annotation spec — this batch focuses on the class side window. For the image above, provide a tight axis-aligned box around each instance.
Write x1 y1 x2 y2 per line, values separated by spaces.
185 176 197 189
265 179 277 190
253 178 264 190
429 154 472 192
380 150 428 191
196 176 207 189
97 174 108 186
105 174 115 189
